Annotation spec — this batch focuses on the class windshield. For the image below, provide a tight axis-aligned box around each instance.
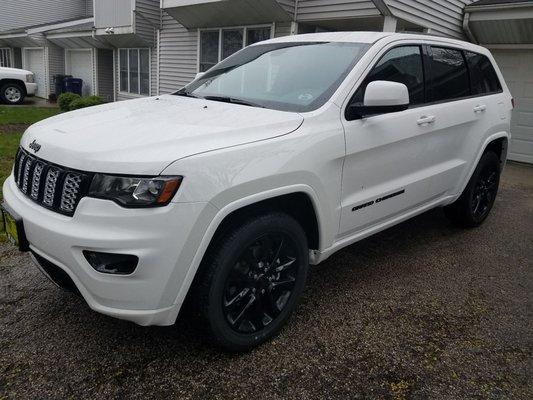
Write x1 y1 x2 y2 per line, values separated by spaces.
176 42 370 113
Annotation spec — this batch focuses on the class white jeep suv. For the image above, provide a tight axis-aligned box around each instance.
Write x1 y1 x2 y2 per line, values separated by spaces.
1 32 512 351
0 67 37 104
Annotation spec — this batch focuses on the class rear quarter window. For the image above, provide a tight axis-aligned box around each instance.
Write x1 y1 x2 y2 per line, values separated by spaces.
465 51 502 95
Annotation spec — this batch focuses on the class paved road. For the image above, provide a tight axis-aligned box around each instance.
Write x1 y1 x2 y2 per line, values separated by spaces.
1 163 531 399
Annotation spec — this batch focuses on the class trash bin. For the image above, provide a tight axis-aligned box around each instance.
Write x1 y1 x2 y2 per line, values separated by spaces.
53 74 71 96
64 77 83 96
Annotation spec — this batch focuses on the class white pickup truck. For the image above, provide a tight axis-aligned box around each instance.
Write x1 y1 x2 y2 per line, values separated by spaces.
0 67 37 104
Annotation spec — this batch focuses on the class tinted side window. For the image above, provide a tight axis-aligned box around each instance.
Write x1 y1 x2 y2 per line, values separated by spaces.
352 46 425 106
465 51 502 95
429 47 470 102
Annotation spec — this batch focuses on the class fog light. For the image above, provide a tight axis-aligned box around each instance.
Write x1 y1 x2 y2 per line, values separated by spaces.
83 251 138 275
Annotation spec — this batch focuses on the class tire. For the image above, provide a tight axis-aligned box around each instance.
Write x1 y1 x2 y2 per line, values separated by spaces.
444 151 501 228
193 212 309 352
0 82 25 105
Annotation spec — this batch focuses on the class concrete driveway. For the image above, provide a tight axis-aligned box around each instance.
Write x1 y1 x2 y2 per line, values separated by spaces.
1 162 531 399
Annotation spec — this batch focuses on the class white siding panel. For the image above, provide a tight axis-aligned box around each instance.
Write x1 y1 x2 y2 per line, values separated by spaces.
94 0 133 29
158 13 198 94
296 0 380 21
385 0 473 38
0 0 88 32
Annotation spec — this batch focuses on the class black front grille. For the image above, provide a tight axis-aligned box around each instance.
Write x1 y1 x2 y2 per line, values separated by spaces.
14 148 92 216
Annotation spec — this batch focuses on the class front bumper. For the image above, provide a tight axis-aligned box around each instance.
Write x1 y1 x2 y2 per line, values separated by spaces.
3 175 216 326
25 82 37 96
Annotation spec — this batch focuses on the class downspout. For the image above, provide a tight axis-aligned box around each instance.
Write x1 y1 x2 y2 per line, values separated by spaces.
463 12 478 44
157 8 162 96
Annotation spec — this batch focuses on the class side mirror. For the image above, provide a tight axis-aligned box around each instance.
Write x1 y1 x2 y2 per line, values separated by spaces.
346 80 409 120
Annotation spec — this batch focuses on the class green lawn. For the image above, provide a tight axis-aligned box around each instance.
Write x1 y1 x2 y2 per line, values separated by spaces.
0 106 60 125
1 106 61 236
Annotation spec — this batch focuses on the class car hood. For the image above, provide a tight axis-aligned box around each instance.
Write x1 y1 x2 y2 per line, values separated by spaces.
20 95 304 175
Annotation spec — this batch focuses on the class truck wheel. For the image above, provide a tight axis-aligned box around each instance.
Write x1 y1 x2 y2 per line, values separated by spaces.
0 82 25 105
194 212 309 352
444 151 501 228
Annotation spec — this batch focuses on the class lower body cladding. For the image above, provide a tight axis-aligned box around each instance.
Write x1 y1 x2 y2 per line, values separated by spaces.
2 176 217 326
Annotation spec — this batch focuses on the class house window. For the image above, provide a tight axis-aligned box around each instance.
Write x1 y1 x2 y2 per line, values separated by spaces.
119 48 150 95
199 26 272 72
0 48 12 67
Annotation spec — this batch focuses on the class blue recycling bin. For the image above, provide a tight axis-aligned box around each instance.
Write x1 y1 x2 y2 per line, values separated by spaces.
63 77 83 96
54 74 71 96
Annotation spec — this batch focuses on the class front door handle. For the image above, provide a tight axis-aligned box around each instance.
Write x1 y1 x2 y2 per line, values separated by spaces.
474 105 487 113
417 115 436 126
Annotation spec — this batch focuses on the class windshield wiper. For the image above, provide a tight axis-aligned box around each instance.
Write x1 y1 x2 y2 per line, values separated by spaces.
174 90 201 99
203 96 265 108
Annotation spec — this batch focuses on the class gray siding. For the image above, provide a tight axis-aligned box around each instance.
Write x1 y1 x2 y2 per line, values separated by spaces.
274 22 293 37
48 43 65 96
158 13 198 94
0 0 89 32
94 0 133 29
295 0 380 21
135 0 160 46
13 48 23 69
277 0 296 17
97 49 114 101
385 0 473 38
86 0 94 16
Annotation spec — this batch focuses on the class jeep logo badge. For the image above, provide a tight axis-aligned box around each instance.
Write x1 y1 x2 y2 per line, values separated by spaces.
29 139 41 153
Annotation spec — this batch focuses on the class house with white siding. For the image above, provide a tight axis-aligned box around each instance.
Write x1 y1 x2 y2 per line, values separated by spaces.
0 0 531 162
0 0 159 102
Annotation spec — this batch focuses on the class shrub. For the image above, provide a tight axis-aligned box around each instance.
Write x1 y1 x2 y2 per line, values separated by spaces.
57 92 81 111
69 96 103 111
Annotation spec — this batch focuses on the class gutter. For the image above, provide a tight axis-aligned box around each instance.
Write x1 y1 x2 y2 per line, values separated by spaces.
465 1 533 12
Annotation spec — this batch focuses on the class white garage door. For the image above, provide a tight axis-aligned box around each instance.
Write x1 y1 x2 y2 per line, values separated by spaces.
66 49 94 97
23 48 46 98
493 49 533 164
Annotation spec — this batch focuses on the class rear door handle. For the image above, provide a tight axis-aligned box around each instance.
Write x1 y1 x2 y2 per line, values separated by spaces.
473 105 487 113
417 115 436 126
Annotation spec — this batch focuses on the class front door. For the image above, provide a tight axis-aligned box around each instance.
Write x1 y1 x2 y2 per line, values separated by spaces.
339 45 437 237
23 48 45 98
66 49 94 96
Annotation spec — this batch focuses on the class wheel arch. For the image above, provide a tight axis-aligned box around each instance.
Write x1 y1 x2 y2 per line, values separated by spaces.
455 132 509 200
0 79 27 96
168 185 324 323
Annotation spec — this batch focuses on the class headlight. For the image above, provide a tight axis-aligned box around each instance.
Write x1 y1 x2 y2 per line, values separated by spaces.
26 74 34 83
88 174 182 207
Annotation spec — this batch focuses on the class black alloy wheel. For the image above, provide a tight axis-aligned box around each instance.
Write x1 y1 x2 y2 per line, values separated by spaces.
193 212 309 352
223 233 299 334
470 165 498 221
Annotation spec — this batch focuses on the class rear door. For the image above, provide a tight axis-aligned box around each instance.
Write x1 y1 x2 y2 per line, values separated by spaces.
423 46 503 198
